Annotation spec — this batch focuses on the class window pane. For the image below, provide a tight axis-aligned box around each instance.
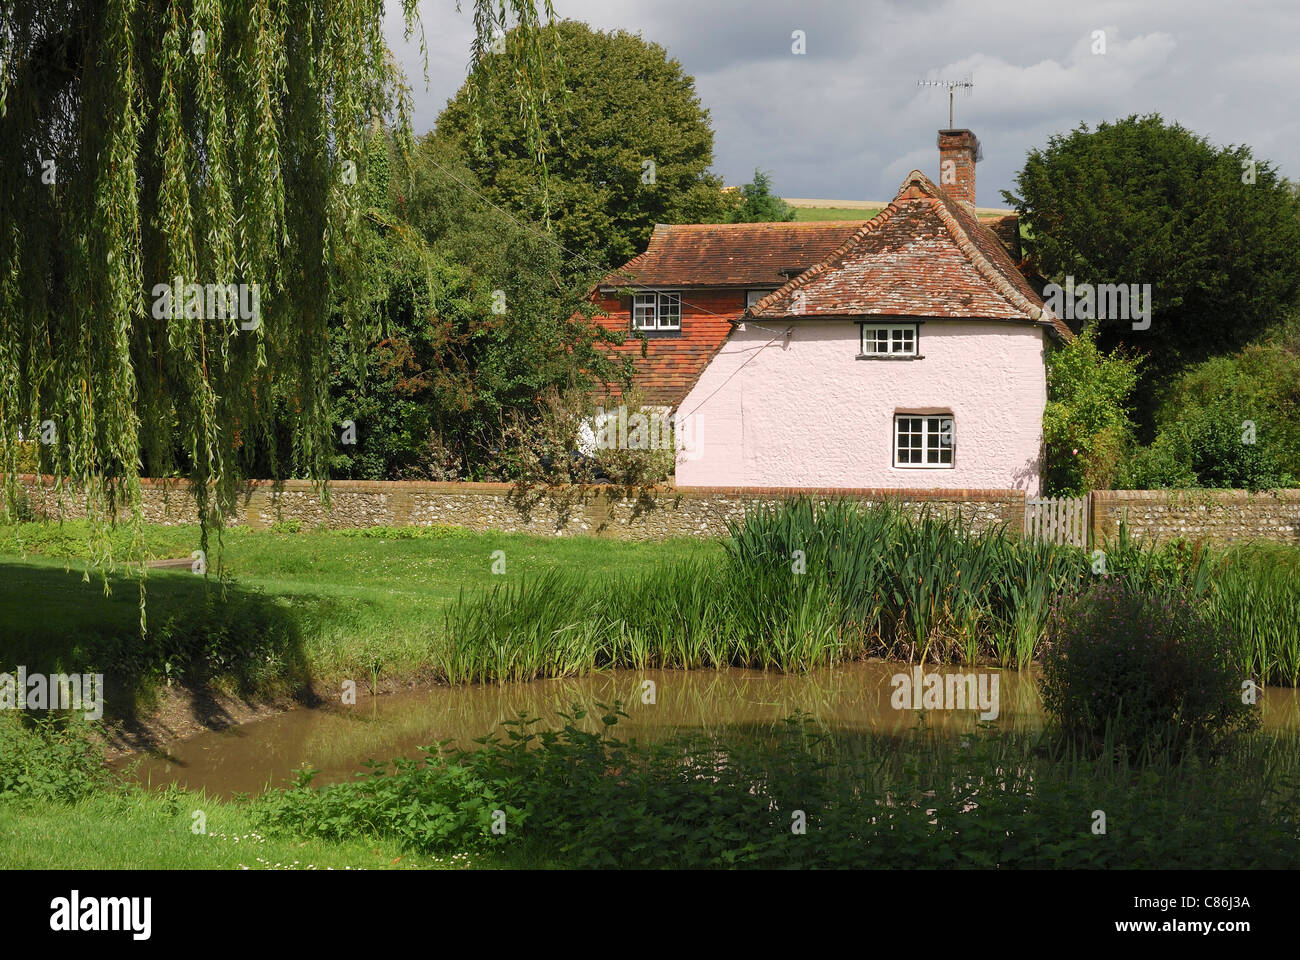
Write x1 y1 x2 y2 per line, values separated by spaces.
897 415 952 467
864 325 917 354
634 294 656 329
658 293 681 328
896 416 924 465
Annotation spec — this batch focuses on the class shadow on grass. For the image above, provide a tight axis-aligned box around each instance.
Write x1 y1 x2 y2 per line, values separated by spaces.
0 560 316 747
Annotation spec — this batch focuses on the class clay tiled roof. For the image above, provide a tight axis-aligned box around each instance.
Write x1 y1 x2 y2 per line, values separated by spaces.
748 172 1070 340
600 221 867 289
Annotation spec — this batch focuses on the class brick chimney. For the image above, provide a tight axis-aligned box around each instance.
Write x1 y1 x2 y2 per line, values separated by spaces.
937 129 982 206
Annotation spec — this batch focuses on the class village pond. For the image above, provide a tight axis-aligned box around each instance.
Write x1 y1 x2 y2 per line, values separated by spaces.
116 663 1300 798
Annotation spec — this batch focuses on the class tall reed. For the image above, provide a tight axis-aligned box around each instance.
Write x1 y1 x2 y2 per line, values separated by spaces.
438 499 1300 686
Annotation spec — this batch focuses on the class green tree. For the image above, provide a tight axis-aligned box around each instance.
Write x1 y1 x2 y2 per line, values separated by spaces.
1120 314 1299 490
432 19 737 279
1152 314 1300 479
314 131 633 480
0 0 559 562
730 169 796 223
1003 115 1300 429
1121 412 1292 491
1042 326 1141 495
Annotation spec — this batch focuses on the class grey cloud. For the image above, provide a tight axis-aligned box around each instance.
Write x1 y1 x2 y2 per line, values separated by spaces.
388 0 1299 208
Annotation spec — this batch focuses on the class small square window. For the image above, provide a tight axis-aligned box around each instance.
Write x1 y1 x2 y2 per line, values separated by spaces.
894 414 953 468
861 323 919 356
632 292 681 331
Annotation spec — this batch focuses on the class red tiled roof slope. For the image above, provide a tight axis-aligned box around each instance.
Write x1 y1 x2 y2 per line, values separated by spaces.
749 172 1070 339
600 221 868 289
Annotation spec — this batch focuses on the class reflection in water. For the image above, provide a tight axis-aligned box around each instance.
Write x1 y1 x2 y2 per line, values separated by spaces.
116 663 1300 799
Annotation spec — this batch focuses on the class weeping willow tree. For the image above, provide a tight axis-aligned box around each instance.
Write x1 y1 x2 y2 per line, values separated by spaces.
0 1 559 578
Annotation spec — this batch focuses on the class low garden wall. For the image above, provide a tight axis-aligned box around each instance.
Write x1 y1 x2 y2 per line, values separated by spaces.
1091 489 1300 546
10 476 1300 545
10 475 1023 540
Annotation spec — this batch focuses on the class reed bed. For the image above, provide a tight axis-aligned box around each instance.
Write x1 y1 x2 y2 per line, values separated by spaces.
441 499 1300 685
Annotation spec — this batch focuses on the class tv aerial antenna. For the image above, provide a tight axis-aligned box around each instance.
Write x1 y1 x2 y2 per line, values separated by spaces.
918 74 974 128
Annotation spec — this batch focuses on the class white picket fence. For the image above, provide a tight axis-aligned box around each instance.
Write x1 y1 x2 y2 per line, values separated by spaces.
1024 496 1090 547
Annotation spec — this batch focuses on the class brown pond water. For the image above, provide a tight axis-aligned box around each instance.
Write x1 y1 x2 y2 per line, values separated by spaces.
115 663 1300 798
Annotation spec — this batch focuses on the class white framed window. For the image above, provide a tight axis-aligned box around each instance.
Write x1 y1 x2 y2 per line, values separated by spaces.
894 414 954 468
860 323 918 356
746 289 771 309
632 291 681 331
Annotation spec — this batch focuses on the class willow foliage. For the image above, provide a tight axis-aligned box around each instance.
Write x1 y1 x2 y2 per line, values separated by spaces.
0 1 559 575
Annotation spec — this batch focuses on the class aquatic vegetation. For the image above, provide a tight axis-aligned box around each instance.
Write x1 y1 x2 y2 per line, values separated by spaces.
442 499 1300 684
252 705 1300 869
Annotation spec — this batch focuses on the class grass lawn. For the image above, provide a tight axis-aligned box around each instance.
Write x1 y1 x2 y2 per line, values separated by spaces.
0 520 720 714
0 791 458 870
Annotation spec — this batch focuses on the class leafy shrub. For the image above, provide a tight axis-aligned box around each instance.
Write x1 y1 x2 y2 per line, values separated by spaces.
0 714 109 803
253 751 518 854
1121 405 1294 490
1041 580 1258 757
15 440 40 473
142 592 306 694
1 488 37 524
40 585 311 713
1042 325 1141 495
1154 316 1300 478
492 385 674 487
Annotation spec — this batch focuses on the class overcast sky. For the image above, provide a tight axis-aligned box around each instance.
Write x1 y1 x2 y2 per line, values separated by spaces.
385 0 1299 208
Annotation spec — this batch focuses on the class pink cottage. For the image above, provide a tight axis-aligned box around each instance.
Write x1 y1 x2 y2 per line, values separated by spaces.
597 130 1070 494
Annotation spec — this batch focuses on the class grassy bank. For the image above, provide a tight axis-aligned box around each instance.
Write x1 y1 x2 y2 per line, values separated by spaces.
0 520 715 718
3 709 1298 869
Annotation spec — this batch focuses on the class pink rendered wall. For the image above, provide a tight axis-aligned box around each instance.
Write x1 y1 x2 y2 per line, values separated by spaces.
674 320 1047 494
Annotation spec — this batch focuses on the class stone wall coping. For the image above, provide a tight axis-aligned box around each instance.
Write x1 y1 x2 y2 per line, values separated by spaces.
1093 489 1300 504
10 474 1024 502
10 475 1295 545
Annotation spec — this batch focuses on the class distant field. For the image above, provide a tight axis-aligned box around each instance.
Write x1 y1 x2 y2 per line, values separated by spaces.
787 199 1014 221
792 206 881 222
